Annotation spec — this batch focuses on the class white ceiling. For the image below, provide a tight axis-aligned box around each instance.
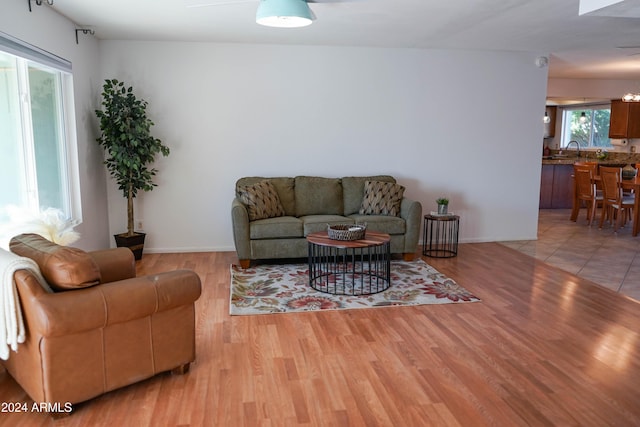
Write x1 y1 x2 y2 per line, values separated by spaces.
45 0 640 80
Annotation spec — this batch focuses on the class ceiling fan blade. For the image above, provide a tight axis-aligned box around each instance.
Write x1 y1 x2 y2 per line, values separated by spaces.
307 0 366 3
186 0 362 8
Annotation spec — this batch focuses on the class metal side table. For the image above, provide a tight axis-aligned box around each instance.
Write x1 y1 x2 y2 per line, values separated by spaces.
422 214 459 258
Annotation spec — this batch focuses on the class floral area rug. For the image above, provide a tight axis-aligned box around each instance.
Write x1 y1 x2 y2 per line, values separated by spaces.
230 259 480 315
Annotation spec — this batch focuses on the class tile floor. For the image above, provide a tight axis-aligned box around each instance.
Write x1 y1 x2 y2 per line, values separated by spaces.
499 208 640 302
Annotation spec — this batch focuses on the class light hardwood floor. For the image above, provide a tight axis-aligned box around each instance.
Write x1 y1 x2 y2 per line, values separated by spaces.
1 244 639 426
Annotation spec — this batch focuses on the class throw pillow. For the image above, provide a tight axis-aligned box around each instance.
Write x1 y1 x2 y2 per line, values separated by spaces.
342 175 396 215
237 180 286 221
9 233 101 291
359 180 405 217
235 177 295 216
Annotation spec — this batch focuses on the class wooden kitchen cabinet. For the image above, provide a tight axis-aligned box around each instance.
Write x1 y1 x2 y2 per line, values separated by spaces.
543 106 557 138
609 100 640 138
539 164 573 209
540 165 554 208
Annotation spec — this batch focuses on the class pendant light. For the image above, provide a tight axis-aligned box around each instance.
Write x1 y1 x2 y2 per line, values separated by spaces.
256 0 313 28
579 111 587 123
622 92 640 102
543 111 551 124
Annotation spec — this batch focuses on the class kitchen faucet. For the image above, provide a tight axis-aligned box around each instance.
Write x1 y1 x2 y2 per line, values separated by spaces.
566 140 581 158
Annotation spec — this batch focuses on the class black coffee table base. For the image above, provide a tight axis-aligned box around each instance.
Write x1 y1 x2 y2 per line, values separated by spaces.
308 240 390 295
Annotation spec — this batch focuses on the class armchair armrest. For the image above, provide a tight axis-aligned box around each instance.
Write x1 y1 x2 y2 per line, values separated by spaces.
231 197 251 260
25 270 201 338
89 248 136 283
400 198 423 253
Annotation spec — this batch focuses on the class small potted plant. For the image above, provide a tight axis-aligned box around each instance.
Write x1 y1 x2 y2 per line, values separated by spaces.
436 197 449 215
95 79 170 260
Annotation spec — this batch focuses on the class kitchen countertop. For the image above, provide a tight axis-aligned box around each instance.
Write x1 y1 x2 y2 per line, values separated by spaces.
541 157 630 165
542 151 640 165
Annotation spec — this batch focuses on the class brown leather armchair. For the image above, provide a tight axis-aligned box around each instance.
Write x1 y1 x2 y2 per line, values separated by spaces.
2 234 201 413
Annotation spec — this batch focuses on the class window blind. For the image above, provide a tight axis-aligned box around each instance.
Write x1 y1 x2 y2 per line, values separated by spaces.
0 31 71 73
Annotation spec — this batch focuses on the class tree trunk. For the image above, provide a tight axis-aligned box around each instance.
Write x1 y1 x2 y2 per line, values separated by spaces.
127 184 135 237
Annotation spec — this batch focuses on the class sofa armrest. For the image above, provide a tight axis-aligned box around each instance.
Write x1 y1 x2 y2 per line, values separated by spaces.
24 270 201 338
400 198 423 253
231 197 251 260
89 248 136 283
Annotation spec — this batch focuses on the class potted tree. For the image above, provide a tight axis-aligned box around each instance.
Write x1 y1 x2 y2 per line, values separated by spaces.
95 79 170 260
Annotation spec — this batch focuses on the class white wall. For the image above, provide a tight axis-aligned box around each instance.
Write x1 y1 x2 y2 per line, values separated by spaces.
1 3 110 251
99 41 548 251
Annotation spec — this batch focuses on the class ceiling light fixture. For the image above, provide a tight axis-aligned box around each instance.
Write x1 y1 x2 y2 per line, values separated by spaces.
256 0 313 28
580 111 587 123
622 92 640 102
543 111 551 124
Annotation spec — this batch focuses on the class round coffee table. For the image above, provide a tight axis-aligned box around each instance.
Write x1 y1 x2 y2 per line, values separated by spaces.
306 231 391 295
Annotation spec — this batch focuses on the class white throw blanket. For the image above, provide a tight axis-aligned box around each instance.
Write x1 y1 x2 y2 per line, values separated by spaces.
0 248 51 361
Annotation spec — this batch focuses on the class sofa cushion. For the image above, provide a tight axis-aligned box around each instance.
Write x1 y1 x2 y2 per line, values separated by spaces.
342 175 396 215
295 176 343 217
236 177 296 217
250 216 303 240
237 180 286 221
300 215 354 235
250 238 308 260
9 233 101 291
269 178 296 216
348 214 406 235
359 180 405 217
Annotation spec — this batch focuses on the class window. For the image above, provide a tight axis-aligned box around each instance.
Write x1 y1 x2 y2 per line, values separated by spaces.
0 33 80 229
561 104 611 149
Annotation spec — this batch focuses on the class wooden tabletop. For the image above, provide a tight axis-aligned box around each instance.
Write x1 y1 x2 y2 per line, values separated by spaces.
591 174 640 192
425 214 459 221
306 231 390 248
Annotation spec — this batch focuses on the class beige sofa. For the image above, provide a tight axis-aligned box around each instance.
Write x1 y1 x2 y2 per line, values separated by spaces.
232 175 422 268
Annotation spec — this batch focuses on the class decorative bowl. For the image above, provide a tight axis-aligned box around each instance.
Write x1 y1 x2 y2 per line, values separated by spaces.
327 223 367 241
